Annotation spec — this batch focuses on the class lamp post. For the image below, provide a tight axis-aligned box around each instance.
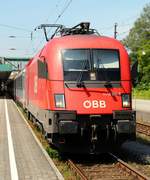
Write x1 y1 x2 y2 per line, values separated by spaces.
9 48 16 51
8 35 16 38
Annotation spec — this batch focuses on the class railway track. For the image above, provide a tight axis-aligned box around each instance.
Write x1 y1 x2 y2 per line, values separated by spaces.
137 122 150 136
67 153 149 180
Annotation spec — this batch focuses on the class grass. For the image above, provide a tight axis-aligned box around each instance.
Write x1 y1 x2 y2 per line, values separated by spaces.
132 88 150 99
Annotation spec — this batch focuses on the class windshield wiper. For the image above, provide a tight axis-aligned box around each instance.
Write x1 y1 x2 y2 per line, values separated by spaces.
76 59 89 88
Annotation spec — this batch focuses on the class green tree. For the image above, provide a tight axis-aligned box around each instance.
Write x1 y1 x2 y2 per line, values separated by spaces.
137 42 150 89
122 3 150 88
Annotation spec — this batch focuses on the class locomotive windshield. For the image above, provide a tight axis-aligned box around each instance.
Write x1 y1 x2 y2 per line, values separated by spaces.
62 49 120 82
63 49 90 71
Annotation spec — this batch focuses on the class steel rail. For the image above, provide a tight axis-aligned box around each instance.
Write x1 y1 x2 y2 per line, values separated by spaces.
68 153 149 180
109 153 149 180
137 122 150 136
67 159 88 180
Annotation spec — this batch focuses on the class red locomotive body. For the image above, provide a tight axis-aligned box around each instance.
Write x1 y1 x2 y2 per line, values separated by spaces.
16 23 136 153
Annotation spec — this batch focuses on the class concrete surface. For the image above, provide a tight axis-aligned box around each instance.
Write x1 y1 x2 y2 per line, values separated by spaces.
0 98 64 180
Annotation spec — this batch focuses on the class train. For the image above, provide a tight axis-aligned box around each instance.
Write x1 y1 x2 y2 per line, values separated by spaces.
9 22 138 154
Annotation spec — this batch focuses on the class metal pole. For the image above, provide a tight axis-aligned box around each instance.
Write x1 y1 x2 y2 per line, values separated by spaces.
114 23 118 39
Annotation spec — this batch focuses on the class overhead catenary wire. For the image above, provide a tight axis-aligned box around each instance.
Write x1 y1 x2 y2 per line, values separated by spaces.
26 4 142 57
0 23 34 57
45 0 62 23
53 0 73 24
24 0 63 57
0 23 31 32
46 0 73 38
32 0 73 55
100 13 140 32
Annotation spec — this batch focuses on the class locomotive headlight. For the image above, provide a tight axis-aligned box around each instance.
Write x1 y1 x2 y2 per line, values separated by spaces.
55 94 65 108
122 94 131 108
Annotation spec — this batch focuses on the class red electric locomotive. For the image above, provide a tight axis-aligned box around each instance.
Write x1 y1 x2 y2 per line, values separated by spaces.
16 23 137 153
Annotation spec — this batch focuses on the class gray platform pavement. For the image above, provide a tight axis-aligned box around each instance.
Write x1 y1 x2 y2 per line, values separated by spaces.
133 99 150 123
0 98 11 180
133 99 150 113
0 98 64 180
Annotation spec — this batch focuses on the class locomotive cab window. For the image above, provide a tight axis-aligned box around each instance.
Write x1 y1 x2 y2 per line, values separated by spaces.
62 49 120 82
93 49 120 81
62 49 91 81
38 60 48 79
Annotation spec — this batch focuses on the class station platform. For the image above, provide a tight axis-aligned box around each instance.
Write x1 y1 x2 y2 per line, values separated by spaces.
133 99 150 123
0 98 64 180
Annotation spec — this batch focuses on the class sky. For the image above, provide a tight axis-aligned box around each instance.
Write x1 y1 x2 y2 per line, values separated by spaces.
0 0 149 58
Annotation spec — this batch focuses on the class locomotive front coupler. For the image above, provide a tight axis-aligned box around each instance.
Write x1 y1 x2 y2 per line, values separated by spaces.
90 115 101 123
90 124 98 153
89 115 100 152
89 115 101 142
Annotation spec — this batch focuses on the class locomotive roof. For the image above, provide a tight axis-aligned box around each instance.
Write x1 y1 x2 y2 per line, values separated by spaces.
46 34 124 50
32 22 125 57
34 22 124 50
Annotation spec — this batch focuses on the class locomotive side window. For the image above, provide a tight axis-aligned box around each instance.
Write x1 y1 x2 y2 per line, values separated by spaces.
38 60 48 79
15 71 25 99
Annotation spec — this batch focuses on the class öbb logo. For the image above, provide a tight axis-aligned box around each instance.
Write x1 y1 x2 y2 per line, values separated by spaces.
83 100 106 109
